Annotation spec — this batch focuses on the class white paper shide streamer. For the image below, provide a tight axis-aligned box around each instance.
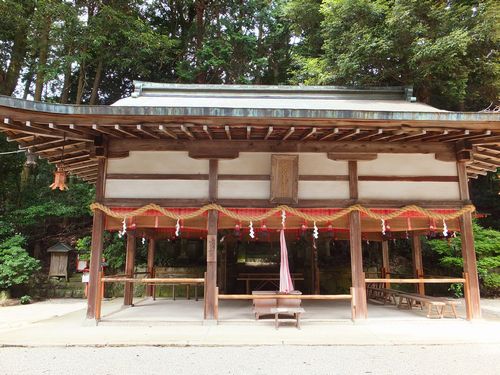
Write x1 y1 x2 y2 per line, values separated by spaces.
381 219 386 235
442 219 448 237
118 218 127 238
249 221 255 238
281 210 286 228
175 218 180 237
313 221 319 239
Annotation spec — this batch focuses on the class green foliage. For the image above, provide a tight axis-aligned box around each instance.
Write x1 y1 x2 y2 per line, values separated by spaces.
0 235 40 290
427 223 500 295
286 0 499 110
20 295 32 304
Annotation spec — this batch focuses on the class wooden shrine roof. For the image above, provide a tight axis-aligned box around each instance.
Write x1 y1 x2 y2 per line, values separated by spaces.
0 83 499 184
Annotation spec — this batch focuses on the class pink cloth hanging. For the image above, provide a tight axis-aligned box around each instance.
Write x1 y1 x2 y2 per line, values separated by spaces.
279 229 294 293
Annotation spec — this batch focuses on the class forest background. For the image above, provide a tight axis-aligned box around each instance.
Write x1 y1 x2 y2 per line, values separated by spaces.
0 0 498 298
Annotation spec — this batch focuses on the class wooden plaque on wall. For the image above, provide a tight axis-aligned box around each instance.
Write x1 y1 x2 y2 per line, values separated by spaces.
270 154 298 204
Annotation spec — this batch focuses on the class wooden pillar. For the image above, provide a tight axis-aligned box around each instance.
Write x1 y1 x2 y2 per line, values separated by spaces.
86 158 106 320
348 161 367 319
381 240 390 288
411 233 425 295
146 238 156 297
205 159 218 320
123 231 136 306
457 161 481 319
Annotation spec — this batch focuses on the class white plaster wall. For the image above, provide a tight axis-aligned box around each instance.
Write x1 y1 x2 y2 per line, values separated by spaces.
298 181 350 200
107 151 209 174
358 154 457 176
218 153 271 174
358 181 460 200
105 180 209 199
218 152 347 175
298 153 348 175
218 180 270 199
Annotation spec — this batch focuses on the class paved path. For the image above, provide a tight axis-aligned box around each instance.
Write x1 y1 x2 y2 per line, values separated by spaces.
1 345 499 375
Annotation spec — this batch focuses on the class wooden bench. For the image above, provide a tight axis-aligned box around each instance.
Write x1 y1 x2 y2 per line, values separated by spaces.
397 292 448 318
367 285 401 305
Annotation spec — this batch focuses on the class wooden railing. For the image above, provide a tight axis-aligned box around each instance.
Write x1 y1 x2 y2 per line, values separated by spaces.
95 274 206 321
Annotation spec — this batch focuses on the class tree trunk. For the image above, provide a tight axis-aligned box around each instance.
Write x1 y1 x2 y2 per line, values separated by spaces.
89 59 103 105
75 63 86 104
34 20 51 101
0 29 28 96
195 0 206 83
60 58 73 104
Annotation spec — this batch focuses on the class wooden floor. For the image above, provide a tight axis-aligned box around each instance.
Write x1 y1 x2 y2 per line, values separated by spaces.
98 298 466 324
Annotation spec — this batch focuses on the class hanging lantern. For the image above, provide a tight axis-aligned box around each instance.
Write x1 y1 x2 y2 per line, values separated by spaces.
49 165 68 191
49 133 68 191
25 149 37 166
234 223 241 237
327 223 334 238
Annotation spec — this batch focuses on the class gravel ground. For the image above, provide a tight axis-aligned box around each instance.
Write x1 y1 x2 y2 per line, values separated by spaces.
1 345 499 375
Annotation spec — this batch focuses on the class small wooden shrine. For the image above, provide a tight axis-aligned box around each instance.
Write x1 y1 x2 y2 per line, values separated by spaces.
47 242 73 281
1 82 499 322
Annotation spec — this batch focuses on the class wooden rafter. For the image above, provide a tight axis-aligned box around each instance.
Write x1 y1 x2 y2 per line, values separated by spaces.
114 125 139 138
334 128 360 141
351 129 382 142
136 125 160 139
159 125 178 139
180 125 195 139
92 124 120 138
282 127 295 140
224 125 232 140
202 125 212 140
301 127 316 141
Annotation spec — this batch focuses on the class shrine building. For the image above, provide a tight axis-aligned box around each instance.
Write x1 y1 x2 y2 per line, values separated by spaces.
1 82 499 323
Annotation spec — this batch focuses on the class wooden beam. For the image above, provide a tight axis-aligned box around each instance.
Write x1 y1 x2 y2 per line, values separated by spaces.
358 175 458 182
349 211 367 319
86 158 106 321
381 240 390 288
205 209 218 320
457 161 481 319
6 134 34 142
348 161 358 200
108 139 455 158
328 152 377 161
102 197 468 209
146 238 156 297
31 140 85 153
411 233 425 295
209 159 218 201
123 231 136 306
